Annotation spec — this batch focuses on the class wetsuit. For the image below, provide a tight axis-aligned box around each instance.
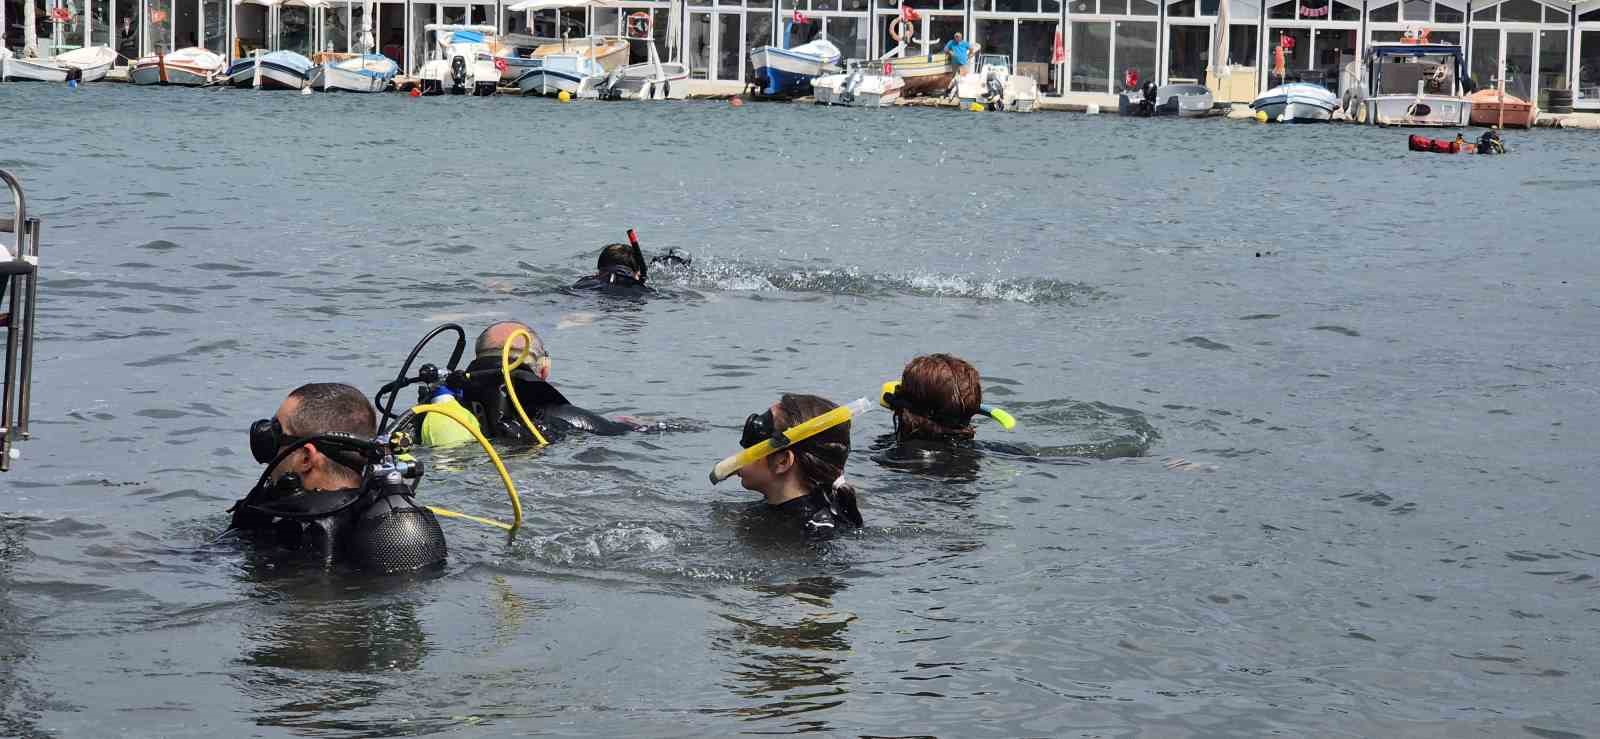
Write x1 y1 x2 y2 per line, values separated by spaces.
571 265 652 295
457 356 636 442
770 487 864 541
226 479 447 573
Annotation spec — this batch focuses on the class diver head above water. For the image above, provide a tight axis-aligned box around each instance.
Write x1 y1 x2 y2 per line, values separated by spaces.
229 382 446 573
459 320 639 439
887 354 983 442
573 242 650 291
735 394 864 539
475 320 550 379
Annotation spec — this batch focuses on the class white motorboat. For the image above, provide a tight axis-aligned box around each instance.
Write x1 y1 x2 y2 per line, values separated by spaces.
514 53 605 97
1343 43 1471 127
1250 82 1339 122
416 24 501 95
593 8 688 101
953 54 1039 112
308 52 399 92
0 46 117 82
129 47 228 86
812 62 905 107
223 50 315 89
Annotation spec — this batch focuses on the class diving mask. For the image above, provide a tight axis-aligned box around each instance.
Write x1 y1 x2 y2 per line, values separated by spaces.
711 397 874 484
878 381 1016 431
249 418 290 464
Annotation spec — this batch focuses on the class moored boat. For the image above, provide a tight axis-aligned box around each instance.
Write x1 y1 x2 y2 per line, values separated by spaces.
1250 82 1339 122
882 52 954 98
308 52 399 92
129 47 227 86
749 38 842 99
417 25 502 95
813 61 904 107
953 54 1038 112
1467 89 1535 129
514 53 605 97
223 50 315 89
1345 43 1471 127
1155 83 1214 117
0 46 117 82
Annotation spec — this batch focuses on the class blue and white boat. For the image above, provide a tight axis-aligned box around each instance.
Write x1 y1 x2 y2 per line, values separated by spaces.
749 36 842 99
224 50 315 90
308 53 400 93
1250 82 1339 122
514 53 606 97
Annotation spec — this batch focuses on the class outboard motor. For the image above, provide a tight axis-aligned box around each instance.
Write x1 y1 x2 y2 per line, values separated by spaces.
1138 80 1158 117
841 67 863 104
984 72 1004 103
597 68 624 100
449 55 467 95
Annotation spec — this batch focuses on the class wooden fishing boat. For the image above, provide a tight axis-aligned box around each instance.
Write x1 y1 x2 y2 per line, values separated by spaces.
531 37 629 72
129 47 227 86
1467 89 1535 129
882 52 954 98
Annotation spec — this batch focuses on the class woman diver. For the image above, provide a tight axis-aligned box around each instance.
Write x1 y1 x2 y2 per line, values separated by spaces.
714 393 865 540
873 353 1024 475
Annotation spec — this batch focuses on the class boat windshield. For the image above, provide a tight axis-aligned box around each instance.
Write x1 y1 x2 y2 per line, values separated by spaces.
1374 52 1458 95
979 54 1009 69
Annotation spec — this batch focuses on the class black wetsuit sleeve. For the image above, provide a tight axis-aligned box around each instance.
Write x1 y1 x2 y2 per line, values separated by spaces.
542 404 638 436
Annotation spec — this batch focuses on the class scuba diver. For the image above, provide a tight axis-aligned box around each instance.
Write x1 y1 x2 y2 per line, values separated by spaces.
1477 128 1507 155
224 383 447 573
570 229 691 294
711 393 865 541
455 321 640 441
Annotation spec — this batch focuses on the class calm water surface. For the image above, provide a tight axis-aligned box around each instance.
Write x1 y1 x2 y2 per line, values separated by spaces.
1 83 1598 737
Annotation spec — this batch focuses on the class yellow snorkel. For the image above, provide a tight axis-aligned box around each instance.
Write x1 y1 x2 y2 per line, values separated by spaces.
878 381 1016 431
710 396 875 484
407 399 525 531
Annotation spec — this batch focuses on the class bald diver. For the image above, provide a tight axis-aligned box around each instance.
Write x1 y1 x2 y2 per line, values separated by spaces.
224 382 447 573
454 321 640 442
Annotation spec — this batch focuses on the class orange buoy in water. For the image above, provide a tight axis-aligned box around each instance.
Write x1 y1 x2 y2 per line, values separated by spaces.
409 86 421 98
730 97 744 108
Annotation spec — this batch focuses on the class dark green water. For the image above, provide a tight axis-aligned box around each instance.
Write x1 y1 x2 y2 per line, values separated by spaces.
1 82 1597 737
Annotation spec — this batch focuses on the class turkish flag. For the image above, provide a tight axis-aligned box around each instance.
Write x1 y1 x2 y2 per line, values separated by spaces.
1051 23 1066 64
793 11 810 24
899 4 921 22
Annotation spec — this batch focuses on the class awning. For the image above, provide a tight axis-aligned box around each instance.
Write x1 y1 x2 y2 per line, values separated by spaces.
505 0 621 12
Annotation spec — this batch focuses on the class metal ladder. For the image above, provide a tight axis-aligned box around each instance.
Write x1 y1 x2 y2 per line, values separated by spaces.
0 169 40 472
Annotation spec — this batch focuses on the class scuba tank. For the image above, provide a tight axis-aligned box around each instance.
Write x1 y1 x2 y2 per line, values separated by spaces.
419 385 481 447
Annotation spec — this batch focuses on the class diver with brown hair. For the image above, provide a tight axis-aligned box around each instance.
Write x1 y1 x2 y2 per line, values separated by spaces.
571 229 691 294
712 393 865 540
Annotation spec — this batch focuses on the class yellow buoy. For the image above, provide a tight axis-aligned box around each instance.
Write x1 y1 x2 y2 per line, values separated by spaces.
558 90 572 103
968 102 985 112
1254 110 1269 123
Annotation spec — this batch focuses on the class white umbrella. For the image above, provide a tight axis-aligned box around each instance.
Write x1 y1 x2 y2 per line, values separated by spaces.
359 0 374 52
23 0 38 57
1208 0 1230 81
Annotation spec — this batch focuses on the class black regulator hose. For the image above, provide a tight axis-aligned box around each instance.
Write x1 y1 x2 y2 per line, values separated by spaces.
375 323 466 433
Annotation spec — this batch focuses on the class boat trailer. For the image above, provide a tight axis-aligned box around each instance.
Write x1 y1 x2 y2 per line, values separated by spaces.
0 169 40 471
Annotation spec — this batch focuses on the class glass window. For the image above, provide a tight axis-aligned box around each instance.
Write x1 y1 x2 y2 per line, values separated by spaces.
1104 0 1129 12
716 12 740 79
1115 19 1156 86
1546 6 1568 23
1369 2 1397 20
325 3 349 52
170 0 196 47
91 0 110 45
1401 0 1429 21
1016 18 1056 91
1200 0 1218 14
1169 0 1195 16
825 15 865 60
1130 0 1157 15
686 11 710 77
1473 4 1494 20
473 3 493 26
929 14 961 53
1469 28 1497 89
1166 23 1207 80
1266 26 1308 85
1431 30 1458 43
1267 0 1293 20
1500 0 1541 22
1229 23 1256 66
996 0 1036 11
812 0 836 9
1580 30 1600 102
843 0 868 9
1070 19 1109 91
1043 0 1060 11
746 8 772 50
1331 0 1357 21
1070 0 1096 13
378 2 405 68
115 0 139 57
976 17 1014 58
1434 4 1462 23
1539 29 1567 107
1371 30 1404 43
1583 8 1600 21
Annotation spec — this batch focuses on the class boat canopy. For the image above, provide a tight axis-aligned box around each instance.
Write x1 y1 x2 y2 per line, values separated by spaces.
505 0 621 11
1366 44 1465 60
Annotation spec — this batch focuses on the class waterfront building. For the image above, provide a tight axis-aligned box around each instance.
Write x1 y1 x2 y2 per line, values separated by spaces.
2 0 1594 109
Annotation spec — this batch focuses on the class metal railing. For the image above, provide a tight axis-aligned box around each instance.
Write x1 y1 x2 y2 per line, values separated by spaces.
0 169 41 472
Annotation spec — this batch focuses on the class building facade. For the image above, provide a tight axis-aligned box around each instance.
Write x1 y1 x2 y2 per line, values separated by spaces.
4 0 1595 108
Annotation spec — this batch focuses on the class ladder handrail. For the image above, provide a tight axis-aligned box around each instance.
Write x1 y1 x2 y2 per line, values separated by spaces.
0 168 39 471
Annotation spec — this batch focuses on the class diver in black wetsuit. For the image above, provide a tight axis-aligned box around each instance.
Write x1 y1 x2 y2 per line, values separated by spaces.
731 393 864 540
570 230 691 295
873 353 1027 476
224 382 447 573
455 321 639 442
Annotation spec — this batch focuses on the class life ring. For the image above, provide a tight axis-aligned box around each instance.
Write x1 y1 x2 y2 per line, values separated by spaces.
889 17 916 45
627 11 651 39
494 57 508 73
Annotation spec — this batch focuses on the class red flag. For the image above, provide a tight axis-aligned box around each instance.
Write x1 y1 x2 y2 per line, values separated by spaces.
899 4 921 22
1051 23 1065 64
792 11 810 24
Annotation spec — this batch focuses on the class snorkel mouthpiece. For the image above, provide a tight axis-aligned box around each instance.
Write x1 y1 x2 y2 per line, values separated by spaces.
878 380 1016 431
711 397 873 484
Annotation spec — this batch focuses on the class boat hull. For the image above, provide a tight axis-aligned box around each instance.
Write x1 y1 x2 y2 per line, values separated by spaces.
1 57 71 82
749 45 840 98
1251 84 1339 122
314 65 393 93
129 62 217 86
598 64 689 100
1363 95 1470 127
813 73 903 107
1467 92 1535 128
954 70 1039 112
883 53 955 98
515 67 600 97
